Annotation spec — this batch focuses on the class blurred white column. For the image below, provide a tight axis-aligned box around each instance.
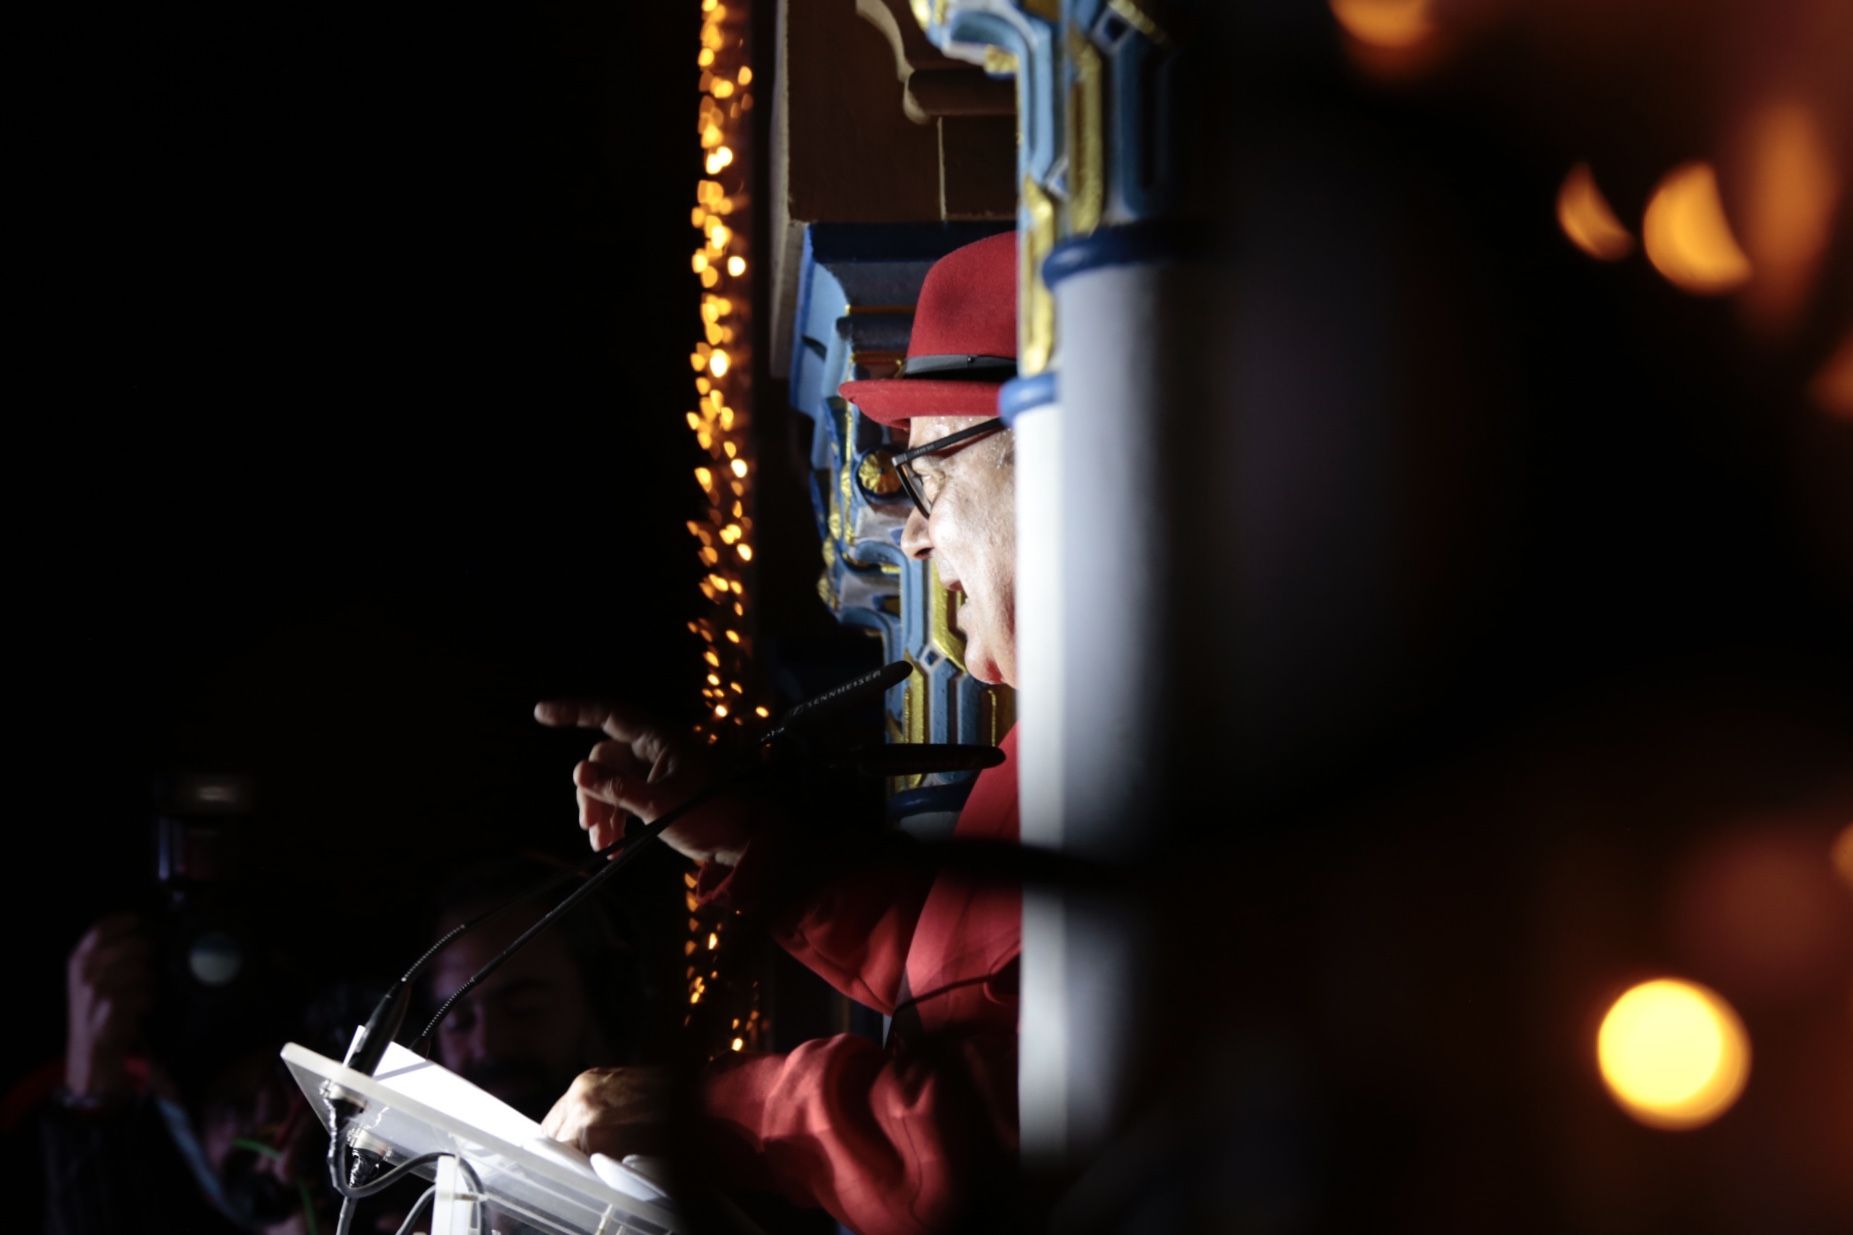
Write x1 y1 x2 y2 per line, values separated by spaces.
1027 228 1206 1161
1006 373 1065 1156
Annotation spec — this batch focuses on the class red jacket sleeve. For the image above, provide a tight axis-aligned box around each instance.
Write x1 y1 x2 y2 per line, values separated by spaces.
695 828 935 1015
691 735 1022 1231
700 1027 1017 1235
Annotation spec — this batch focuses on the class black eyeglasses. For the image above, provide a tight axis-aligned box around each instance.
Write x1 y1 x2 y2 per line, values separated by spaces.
890 420 1008 520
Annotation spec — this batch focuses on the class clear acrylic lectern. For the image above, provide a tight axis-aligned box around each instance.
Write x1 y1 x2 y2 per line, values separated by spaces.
283 1040 681 1235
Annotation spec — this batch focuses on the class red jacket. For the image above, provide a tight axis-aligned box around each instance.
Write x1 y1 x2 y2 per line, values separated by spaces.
695 729 1021 1234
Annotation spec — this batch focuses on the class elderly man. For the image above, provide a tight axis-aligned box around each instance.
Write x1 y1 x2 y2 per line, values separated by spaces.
536 230 1022 1235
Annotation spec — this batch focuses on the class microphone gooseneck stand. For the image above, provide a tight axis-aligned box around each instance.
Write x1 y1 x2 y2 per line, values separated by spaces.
322 660 921 1229
410 759 770 1054
325 760 775 1234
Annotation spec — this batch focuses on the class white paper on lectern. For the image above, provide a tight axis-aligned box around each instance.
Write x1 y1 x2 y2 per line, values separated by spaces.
368 1039 540 1148
282 1039 677 1234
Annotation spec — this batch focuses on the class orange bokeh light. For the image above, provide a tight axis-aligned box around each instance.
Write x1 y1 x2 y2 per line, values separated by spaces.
1812 332 1853 421
1597 978 1750 1130
1557 163 1634 261
1740 102 1840 330
1329 0 1433 50
1670 824 1853 1000
1833 823 1853 889
1643 163 1752 294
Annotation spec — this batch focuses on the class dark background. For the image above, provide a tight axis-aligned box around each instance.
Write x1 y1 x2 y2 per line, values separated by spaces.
14 0 709 1091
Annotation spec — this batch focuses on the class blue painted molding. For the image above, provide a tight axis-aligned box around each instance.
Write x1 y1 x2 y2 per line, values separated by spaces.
998 372 1058 426
1042 221 1202 290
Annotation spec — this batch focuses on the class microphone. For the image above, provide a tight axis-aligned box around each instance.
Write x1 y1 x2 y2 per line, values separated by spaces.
760 661 913 745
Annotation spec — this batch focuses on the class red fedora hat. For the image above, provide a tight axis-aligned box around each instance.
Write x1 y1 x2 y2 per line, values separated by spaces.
838 230 1017 427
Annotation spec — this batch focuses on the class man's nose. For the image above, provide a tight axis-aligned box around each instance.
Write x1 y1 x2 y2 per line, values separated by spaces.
900 506 932 560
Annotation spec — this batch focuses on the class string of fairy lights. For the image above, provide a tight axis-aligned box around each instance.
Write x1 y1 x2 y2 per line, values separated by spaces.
681 0 765 1054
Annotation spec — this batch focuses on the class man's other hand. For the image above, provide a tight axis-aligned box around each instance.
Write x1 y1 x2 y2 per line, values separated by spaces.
540 1066 670 1158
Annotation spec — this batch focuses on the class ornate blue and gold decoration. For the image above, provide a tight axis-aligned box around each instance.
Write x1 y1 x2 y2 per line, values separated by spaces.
909 1 1192 368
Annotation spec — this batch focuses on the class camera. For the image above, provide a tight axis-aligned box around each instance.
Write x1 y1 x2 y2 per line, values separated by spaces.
147 773 273 1081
